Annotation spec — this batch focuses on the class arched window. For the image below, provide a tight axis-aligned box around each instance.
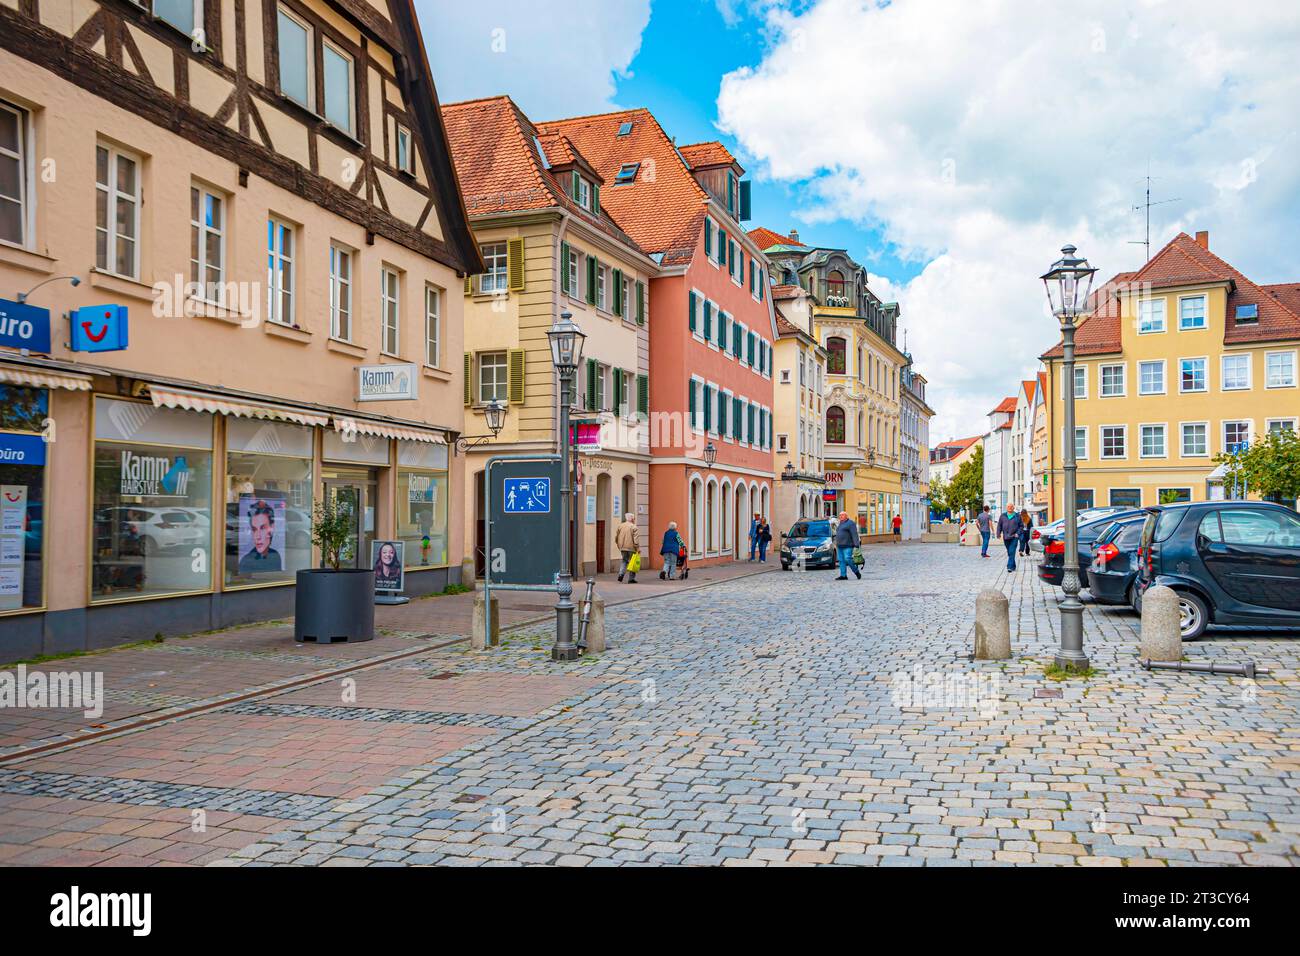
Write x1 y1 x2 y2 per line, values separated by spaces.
826 406 846 444
826 336 846 375
706 479 717 553
689 478 702 556
826 269 846 299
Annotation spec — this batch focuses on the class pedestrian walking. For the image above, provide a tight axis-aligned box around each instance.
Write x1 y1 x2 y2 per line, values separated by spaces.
975 505 993 558
833 511 862 580
747 512 760 561
996 503 1021 571
1018 508 1033 556
756 516 773 562
891 513 903 542
614 512 639 583
658 521 684 580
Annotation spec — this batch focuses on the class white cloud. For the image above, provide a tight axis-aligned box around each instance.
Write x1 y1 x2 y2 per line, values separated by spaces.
415 0 651 118
716 0 1300 441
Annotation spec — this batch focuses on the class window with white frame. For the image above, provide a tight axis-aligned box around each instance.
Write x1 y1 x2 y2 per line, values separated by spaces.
1179 294 1207 330
1223 420 1251 452
479 352 507 403
1073 426 1088 460
189 183 223 300
576 177 591 211
276 7 313 109
566 248 579 298
154 0 202 40
1138 360 1164 395
424 286 440 367
479 242 507 293
266 217 295 325
1068 364 1087 398
98 146 142 279
1140 424 1166 458
1222 353 1251 390
328 244 352 340
595 363 608 411
1266 351 1296 388
1181 422 1208 457
1138 297 1166 333
322 41 354 135
596 265 608 311
1267 419 1297 436
1100 363 1125 397
1100 425 1126 459
1179 357 1207 392
380 267 400 355
395 124 413 174
0 100 29 246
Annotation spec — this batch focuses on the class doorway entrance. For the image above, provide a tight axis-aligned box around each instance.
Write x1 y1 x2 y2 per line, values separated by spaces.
322 466 379 569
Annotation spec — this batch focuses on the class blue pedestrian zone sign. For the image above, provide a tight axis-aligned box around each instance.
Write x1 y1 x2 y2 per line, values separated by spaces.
503 477 551 513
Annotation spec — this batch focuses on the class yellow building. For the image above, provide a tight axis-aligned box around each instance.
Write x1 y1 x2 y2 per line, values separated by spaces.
1042 231 1300 515
442 97 657 575
771 285 827 531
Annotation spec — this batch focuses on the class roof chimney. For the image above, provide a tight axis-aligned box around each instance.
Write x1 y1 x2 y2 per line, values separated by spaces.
789 228 799 243
1195 230 1209 249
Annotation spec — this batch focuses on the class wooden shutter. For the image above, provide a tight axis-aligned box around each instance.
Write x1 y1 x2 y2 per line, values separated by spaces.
688 378 696 425
688 290 697 332
463 275 472 295
593 183 600 215
704 219 713 259
612 367 623 413
463 353 473 405
507 237 525 292
759 268 765 301
612 268 623 316
637 374 648 415
733 398 742 438
703 300 712 340
508 348 525 404
571 171 580 199
560 241 571 295
635 280 645 325
586 256 597 305
717 227 726 264
739 179 751 221
747 331 755 366
717 391 727 438
703 384 712 433
585 358 597 411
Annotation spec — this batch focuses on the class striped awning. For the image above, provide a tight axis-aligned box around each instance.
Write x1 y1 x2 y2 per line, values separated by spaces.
150 385 330 427
0 364 93 391
333 417 447 444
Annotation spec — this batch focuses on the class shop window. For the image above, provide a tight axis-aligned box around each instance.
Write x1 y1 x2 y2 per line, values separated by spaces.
224 418 314 588
0 385 48 612
92 397 213 602
397 440 450 569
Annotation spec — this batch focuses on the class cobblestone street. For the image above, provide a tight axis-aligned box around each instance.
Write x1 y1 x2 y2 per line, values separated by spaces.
3 543 1298 867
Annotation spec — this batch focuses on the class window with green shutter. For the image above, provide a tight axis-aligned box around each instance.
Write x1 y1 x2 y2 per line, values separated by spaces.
585 358 597 411
748 404 755 443
704 219 713 259
612 366 623 413
592 183 600 215
635 280 645 325
718 311 728 349
732 398 742 439
703 384 713 433
637 373 648 415
688 378 697 427
688 290 697 333
717 227 726 265
560 241 571 295
732 323 742 358
612 269 623 316
747 331 755 366
703 300 712 341
717 391 727 438
586 256 597 305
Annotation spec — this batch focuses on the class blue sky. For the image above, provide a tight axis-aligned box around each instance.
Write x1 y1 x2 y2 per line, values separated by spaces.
420 0 1300 441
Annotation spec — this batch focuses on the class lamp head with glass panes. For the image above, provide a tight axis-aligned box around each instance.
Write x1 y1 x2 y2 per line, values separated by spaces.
1040 244 1098 328
546 311 586 373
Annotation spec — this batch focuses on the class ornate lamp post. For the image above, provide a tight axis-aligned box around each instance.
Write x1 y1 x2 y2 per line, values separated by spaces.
546 310 586 662
1041 244 1097 672
453 399 507 453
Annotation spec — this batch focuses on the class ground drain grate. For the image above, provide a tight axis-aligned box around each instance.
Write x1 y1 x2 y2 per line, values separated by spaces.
453 793 487 804
428 671 459 680
1034 688 1063 699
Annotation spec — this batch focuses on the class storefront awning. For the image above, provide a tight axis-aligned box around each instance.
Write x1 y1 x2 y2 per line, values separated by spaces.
150 385 331 428
0 364 93 391
333 417 447 444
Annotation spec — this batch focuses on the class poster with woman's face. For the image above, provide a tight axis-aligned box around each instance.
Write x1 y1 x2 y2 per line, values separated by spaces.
237 494 286 574
370 540 404 592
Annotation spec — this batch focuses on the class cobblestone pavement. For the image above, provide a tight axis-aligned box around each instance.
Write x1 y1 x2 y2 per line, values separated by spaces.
205 543 1297 867
3 543 1297 866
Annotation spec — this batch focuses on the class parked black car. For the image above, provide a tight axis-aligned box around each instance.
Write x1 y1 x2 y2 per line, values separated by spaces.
1136 501 1300 640
1038 509 1145 589
779 518 837 570
1086 515 1147 606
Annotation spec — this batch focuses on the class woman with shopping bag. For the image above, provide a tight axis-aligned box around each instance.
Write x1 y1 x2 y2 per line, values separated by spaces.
615 512 640 583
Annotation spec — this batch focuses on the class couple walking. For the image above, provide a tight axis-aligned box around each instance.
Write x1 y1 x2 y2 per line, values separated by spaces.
746 513 773 563
975 504 1033 571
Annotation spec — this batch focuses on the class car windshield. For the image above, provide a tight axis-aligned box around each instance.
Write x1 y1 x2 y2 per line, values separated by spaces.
789 520 832 539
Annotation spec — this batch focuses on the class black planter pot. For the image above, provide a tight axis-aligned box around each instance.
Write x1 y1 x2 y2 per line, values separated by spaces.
294 568 375 643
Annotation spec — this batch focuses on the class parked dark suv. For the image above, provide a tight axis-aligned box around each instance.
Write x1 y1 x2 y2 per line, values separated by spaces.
1086 515 1147 607
779 518 837 570
1038 509 1144 589
1136 501 1300 640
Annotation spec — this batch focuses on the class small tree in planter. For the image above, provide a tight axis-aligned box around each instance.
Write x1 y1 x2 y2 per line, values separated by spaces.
294 495 374 643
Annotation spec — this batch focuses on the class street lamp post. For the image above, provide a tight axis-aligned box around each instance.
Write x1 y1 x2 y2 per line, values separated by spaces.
1042 244 1098 672
546 311 587 662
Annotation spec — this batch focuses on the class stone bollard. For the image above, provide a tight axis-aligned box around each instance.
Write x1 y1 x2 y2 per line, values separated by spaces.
1140 585 1182 661
974 588 1011 659
584 593 607 654
471 592 499 650
460 558 477 591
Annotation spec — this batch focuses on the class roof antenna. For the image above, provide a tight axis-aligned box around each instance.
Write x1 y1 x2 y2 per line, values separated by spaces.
1128 167 1180 263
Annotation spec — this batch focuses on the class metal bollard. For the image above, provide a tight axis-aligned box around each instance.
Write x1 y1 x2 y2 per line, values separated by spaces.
576 579 596 651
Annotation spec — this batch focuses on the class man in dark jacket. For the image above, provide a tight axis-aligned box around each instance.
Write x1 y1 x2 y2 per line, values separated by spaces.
995 503 1021 571
833 511 862 580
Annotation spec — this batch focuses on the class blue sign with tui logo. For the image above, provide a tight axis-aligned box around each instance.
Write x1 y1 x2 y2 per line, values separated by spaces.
0 298 51 353
70 304 129 352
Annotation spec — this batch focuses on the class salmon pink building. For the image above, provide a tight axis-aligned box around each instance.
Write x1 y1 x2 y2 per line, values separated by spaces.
538 111 777 567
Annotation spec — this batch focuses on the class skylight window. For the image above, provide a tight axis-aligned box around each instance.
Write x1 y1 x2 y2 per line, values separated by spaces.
1235 303 1259 322
615 162 639 185
533 136 550 169
617 121 633 136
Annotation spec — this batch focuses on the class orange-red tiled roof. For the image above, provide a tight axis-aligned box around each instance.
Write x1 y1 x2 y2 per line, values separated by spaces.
442 96 642 252
775 312 802 336
990 396 1017 415
678 141 737 170
770 283 803 298
1021 378 1036 404
749 226 805 250
1040 270 1136 358
536 108 710 265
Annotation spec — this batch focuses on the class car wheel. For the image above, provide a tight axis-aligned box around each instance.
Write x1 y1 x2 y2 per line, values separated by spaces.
139 535 156 557
1127 582 1139 611
1176 591 1210 641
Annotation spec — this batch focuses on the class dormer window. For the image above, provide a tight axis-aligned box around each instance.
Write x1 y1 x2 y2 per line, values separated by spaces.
615 163 639 185
570 172 599 213
1236 303 1259 322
